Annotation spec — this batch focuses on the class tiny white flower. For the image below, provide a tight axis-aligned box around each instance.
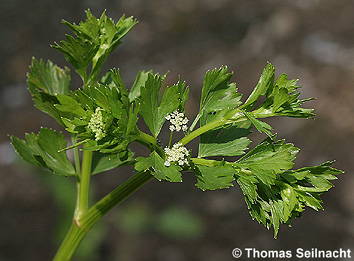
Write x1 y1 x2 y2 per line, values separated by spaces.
164 143 189 167
88 107 106 141
164 161 171 167
165 110 189 132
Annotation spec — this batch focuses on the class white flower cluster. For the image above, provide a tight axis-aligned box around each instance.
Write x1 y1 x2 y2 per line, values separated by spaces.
165 110 189 132
164 143 190 167
88 107 106 141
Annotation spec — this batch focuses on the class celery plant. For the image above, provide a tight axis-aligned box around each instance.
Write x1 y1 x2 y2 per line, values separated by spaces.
10 10 343 260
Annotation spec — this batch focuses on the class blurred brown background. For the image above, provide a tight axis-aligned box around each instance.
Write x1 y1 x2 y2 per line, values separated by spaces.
0 0 353 260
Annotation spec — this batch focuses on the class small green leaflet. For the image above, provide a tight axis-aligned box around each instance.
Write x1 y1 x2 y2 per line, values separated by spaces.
242 63 275 110
139 73 189 137
11 128 76 176
242 63 314 119
193 66 242 129
195 165 235 191
243 111 273 138
27 57 71 95
27 58 71 125
236 159 342 238
128 71 150 102
198 125 251 157
135 151 182 182
53 10 137 83
234 139 299 186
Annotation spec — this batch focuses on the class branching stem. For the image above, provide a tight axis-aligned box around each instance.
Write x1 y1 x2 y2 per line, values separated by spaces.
53 171 152 261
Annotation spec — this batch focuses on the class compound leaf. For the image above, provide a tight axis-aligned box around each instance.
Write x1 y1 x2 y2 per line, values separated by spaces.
195 165 235 191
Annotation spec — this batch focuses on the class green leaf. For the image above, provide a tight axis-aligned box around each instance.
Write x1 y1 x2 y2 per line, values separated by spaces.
135 151 182 182
297 191 323 211
236 175 258 203
283 161 343 192
195 66 242 129
236 159 342 238
55 94 88 117
195 165 235 191
11 136 44 167
199 125 251 157
27 58 71 125
11 128 76 176
237 139 298 172
53 10 137 82
235 139 299 186
52 34 97 80
244 64 315 119
27 58 71 95
91 151 134 174
139 73 188 137
242 63 275 109
243 111 273 138
128 71 149 102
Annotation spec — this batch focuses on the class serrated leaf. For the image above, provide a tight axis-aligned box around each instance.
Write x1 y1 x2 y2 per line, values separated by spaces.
297 191 323 210
243 111 273 138
37 128 76 175
139 73 188 137
53 10 137 83
247 64 315 119
195 66 242 129
195 165 235 191
236 139 298 174
11 136 44 167
280 185 297 221
242 63 275 109
236 160 342 238
55 94 88 117
236 175 258 203
129 71 149 102
53 34 97 79
27 58 71 95
11 129 75 176
199 125 251 157
135 152 182 182
27 58 71 125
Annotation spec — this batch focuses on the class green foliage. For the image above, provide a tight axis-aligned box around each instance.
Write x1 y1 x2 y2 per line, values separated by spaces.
199 125 251 157
11 128 75 176
135 151 182 182
138 73 188 137
236 161 342 238
53 10 137 84
241 63 315 118
27 58 71 125
11 10 343 241
195 165 235 191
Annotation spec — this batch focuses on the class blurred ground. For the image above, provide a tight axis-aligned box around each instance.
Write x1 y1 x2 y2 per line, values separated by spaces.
0 0 353 260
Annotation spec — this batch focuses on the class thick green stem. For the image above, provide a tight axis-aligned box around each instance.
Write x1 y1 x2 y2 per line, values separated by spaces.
75 150 93 222
53 171 152 261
